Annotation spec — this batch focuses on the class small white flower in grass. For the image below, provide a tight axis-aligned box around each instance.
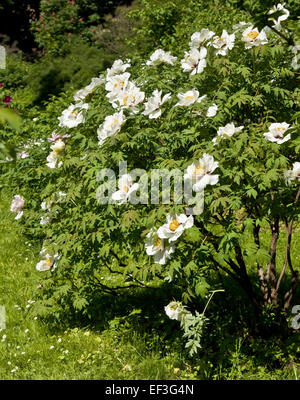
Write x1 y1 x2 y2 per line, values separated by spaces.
73 76 104 101
242 26 268 49
145 229 175 265
206 104 218 117
24 329 29 333
284 162 300 184
107 59 130 79
50 345 54 350
97 110 126 146
146 49 177 66
36 253 60 272
19 151 29 159
112 82 145 114
210 30 235 56
105 72 130 99
175 89 206 107
1 334 6 342
263 122 291 144
58 102 89 128
181 47 207 75
58 338 62 343
157 214 194 243
142 89 171 119
165 301 186 321
212 122 244 144
184 154 219 192
189 29 215 48
267 3 289 30
10 195 25 220
111 174 139 205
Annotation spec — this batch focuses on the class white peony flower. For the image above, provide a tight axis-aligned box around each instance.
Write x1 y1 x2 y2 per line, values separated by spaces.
175 89 206 107
164 301 185 321
267 3 289 30
284 162 300 183
111 174 139 205
19 151 29 159
73 76 105 101
107 59 131 79
58 102 89 128
157 214 194 243
105 72 131 101
97 111 126 146
210 30 235 56
263 122 291 144
184 154 219 192
189 29 215 48
142 89 171 119
146 49 177 66
242 26 268 49
181 47 207 75
206 104 218 117
10 195 25 220
212 122 244 144
145 229 175 265
112 82 145 114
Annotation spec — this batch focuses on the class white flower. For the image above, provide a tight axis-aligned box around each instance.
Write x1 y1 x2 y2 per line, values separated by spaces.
46 150 62 169
242 26 268 49
10 195 24 220
181 47 207 75
263 122 291 144
146 49 177 66
36 253 60 272
105 72 131 101
145 229 175 265
107 59 130 79
73 76 105 101
267 3 289 30
212 122 244 144
175 89 206 107
142 89 171 119
40 216 51 225
210 30 235 56
189 29 215 48
111 174 139 205
112 82 145 114
52 139 65 154
184 154 219 192
284 162 300 183
58 102 89 128
19 151 29 159
164 301 185 321
206 104 218 117
97 111 126 146
157 214 194 243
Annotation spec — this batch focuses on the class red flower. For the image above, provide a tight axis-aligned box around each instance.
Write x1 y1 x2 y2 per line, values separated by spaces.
3 96 12 105
70 17 74 22
0 83 3 87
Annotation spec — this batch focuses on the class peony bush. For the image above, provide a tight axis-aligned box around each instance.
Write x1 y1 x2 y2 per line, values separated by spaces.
2 0 300 351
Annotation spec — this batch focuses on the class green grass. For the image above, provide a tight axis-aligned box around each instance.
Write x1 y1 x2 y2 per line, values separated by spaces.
0 190 299 380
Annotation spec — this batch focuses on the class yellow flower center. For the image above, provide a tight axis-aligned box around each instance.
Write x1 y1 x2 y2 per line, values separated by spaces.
184 95 194 100
155 238 162 248
123 96 128 105
71 111 78 116
276 127 284 131
120 81 124 86
169 220 180 231
110 119 119 129
194 163 206 176
248 30 258 40
45 258 52 266
123 185 129 193
218 37 224 41
113 83 118 88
